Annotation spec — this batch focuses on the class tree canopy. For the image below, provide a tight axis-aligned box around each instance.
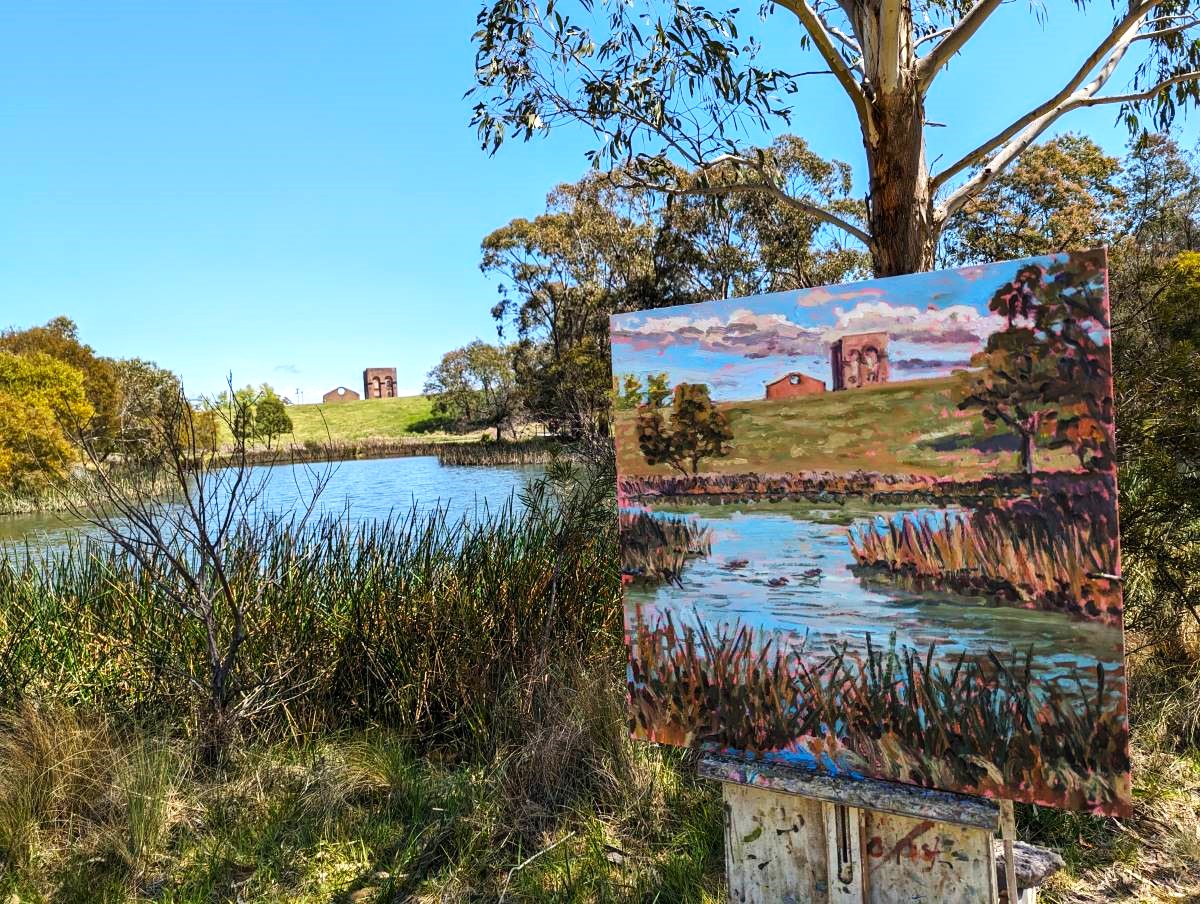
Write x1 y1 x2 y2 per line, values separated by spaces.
471 0 1200 275
0 351 94 492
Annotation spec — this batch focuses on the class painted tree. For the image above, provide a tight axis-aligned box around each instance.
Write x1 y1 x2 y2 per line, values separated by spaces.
637 382 734 474
959 250 1114 474
472 0 1200 276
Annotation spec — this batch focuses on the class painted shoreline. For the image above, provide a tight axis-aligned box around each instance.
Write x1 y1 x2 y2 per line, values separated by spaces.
619 468 1118 507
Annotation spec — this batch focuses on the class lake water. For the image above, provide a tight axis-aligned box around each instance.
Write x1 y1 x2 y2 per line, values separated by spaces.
0 456 544 551
625 502 1126 700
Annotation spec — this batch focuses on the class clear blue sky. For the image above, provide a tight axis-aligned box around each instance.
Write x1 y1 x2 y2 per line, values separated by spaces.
0 2 1192 400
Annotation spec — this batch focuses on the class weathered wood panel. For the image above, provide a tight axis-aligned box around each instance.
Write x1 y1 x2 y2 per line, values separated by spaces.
723 783 828 904
700 753 1000 831
863 808 997 904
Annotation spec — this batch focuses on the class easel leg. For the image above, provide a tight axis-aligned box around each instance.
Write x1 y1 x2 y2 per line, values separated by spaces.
1000 800 1018 904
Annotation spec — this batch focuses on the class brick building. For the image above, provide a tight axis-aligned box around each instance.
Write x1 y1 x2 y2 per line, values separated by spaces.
322 386 360 404
363 367 398 399
764 371 827 400
830 331 890 391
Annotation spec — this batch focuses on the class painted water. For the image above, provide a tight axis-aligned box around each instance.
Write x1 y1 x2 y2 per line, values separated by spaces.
625 503 1125 700
0 456 543 552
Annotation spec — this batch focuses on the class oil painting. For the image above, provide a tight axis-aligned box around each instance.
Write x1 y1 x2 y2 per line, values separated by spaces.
612 250 1130 815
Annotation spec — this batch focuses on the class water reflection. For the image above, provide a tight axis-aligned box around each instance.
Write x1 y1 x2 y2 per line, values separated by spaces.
0 456 543 554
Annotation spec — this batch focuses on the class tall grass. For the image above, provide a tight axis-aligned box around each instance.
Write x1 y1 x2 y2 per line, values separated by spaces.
0 465 621 757
627 607 1131 814
227 437 561 468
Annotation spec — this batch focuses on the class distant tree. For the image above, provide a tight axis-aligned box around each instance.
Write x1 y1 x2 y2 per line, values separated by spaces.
465 341 520 440
424 341 521 438
424 347 477 424
213 384 274 445
941 135 1124 266
191 408 221 454
113 358 184 462
254 397 293 450
958 250 1113 475
0 351 93 492
637 383 733 475
0 316 122 457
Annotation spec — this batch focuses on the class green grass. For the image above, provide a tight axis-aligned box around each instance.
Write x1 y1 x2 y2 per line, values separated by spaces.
273 395 438 444
615 375 1077 479
0 706 724 903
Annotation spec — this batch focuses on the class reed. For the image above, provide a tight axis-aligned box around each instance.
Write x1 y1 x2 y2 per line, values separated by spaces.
627 608 1131 813
0 465 621 756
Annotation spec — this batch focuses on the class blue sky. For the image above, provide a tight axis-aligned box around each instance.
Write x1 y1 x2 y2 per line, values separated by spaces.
0 3 1192 400
611 255 1066 401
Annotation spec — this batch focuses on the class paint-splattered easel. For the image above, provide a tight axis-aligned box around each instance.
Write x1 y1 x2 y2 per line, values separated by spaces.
700 753 1062 903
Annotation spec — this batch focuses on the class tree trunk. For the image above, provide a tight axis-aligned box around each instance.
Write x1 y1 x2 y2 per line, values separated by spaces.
853 0 937 279
1019 429 1036 476
864 89 937 277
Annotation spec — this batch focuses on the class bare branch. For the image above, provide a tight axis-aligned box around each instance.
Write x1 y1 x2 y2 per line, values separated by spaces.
936 66 1200 222
773 0 877 140
916 0 1005 93
932 0 1169 190
1076 69 1200 108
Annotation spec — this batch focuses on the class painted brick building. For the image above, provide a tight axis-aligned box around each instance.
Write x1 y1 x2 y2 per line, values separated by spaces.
363 367 398 399
764 371 827 400
830 331 890 391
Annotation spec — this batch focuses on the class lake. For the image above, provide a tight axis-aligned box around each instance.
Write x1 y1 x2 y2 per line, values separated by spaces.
0 456 544 551
625 502 1126 701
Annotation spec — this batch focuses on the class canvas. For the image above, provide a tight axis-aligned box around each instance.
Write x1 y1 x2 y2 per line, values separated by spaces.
611 250 1130 815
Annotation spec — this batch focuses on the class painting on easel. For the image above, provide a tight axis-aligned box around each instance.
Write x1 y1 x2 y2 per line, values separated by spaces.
612 249 1130 815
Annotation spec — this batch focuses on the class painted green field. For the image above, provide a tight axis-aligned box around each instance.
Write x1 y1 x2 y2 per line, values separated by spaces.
615 374 1076 479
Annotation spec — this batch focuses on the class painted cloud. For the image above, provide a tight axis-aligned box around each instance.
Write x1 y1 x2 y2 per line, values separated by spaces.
613 300 1003 359
613 308 828 359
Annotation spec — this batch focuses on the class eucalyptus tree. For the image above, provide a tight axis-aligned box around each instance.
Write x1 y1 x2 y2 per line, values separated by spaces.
471 0 1200 275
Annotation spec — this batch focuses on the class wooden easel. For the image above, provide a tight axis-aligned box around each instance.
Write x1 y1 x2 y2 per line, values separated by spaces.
701 753 1041 904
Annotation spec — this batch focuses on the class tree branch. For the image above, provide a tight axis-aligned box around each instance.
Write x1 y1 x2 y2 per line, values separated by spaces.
917 0 1005 93
879 0 906 93
932 0 1169 190
937 66 1200 222
773 0 877 140
627 153 872 245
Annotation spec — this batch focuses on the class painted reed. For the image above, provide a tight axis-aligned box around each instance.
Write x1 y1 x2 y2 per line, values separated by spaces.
619 511 712 585
627 608 1130 813
847 496 1121 623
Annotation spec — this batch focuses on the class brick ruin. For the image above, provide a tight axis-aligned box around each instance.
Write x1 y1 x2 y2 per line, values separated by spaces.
764 371 827 400
763 331 891 399
829 331 890 391
363 367 398 399
322 386 360 403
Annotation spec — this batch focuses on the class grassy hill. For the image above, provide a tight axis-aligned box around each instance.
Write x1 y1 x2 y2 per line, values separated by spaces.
615 374 1077 480
282 395 438 444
